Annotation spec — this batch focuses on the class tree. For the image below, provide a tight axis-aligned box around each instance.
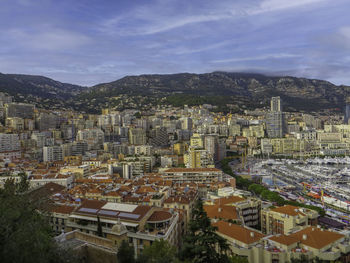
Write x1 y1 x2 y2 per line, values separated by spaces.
0 175 76 263
17 172 29 193
137 239 179 263
230 255 249 263
134 112 142 119
117 240 135 263
179 200 231 263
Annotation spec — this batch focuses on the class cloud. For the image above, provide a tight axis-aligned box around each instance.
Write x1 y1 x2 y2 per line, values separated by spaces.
250 0 328 14
100 0 330 36
0 0 349 86
212 53 301 63
101 12 233 36
8 28 91 51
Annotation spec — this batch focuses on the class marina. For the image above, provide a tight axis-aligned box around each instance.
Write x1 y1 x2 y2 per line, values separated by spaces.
244 158 350 225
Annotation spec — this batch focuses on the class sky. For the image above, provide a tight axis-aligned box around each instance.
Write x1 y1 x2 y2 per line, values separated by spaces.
0 0 350 86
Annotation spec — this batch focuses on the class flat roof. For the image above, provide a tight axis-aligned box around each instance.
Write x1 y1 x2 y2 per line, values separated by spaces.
102 203 137 213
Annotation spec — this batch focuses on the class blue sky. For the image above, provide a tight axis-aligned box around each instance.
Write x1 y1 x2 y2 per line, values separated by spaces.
0 0 350 86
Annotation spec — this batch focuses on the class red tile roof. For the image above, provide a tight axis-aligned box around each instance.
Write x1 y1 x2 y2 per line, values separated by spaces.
289 226 344 249
147 211 172 222
213 221 264 245
204 205 239 220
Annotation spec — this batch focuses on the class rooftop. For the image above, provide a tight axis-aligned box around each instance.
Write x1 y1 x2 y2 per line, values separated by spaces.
270 205 306 217
213 221 264 245
289 226 344 249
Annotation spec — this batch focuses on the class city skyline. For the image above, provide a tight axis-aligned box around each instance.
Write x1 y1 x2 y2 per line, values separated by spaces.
0 0 350 86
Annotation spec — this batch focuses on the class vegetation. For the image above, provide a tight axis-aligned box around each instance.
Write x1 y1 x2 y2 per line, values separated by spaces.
0 174 77 263
2 71 349 113
164 94 237 113
229 255 249 263
137 239 180 263
179 199 231 263
117 240 135 263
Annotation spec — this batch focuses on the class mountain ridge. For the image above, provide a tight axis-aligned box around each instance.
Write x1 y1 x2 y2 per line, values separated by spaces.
82 71 350 112
0 71 349 113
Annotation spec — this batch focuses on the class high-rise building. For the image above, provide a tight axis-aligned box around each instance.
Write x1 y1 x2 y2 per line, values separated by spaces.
0 133 20 152
271 96 282 112
0 93 12 106
266 97 285 138
190 133 204 148
128 128 147 145
76 128 104 150
185 147 213 168
36 112 58 131
344 97 350 124
149 127 168 146
181 117 193 130
43 146 63 162
266 112 284 138
5 103 35 119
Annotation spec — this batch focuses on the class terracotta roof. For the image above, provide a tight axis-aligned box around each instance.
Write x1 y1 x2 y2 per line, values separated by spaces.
105 191 121 197
130 205 152 219
147 211 172 222
214 196 245 205
204 205 239 220
136 186 156 194
213 221 264 245
269 234 298 246
87 188 102 194
164 196 191 204
289 226 344 249
29 182 65 200
164 168 221 173
50 205 75 214
78 199 107 212
271 205 306 217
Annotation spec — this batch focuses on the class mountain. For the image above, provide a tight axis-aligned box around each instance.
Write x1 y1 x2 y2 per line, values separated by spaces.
81 72 350 112
1 71 349 113
0 73 85 100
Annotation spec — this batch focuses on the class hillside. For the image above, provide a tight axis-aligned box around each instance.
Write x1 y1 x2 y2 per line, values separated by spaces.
0 72 84 100
78 72 350 112
1 71 349 113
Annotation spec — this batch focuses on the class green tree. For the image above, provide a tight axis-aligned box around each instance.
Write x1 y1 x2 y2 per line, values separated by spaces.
137 239 179 263
0 175 76 263
179 200 231 263
17 172 29 193
230 255 249 263
134 112 142 119
117 240 135 263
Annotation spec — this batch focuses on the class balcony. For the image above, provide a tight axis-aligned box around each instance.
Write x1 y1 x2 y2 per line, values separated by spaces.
338 242 350 254
230 243 250 257
318 249 340 261
67 220 116 235
291 248 313 260
295 217 307 225
130 213 178 241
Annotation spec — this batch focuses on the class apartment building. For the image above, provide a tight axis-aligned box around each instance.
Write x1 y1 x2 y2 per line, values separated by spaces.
212 196 261 228
163 168 223 184
261 205 319 235
43 146 63 162
214 221 350 263
64 200 180 257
